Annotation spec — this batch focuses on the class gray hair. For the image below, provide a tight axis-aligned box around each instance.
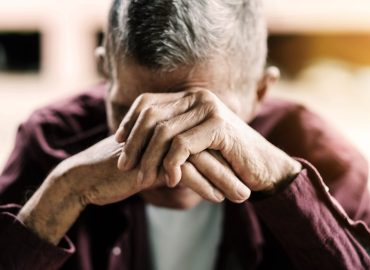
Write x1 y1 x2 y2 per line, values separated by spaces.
106 0 267 87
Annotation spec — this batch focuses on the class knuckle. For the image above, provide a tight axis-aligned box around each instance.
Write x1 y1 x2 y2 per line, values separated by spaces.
201 100 217 114
154 121 171 137
137 93 152 105
172 135 187 150
210 112 226 127
163 156 177 172
180 161 192 173
142 106 157 119
196 89 214 102
210 110 223 122
215 166 229 180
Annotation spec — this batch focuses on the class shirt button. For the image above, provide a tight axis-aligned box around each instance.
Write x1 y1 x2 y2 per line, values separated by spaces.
112 246 122 256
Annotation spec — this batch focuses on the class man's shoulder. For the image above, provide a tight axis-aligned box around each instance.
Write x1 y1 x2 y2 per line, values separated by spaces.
252 97 368 187
21 83 109 158
251 97 306 136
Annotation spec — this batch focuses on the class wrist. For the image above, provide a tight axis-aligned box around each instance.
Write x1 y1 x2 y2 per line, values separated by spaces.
18 162 85 245
265 156 302 194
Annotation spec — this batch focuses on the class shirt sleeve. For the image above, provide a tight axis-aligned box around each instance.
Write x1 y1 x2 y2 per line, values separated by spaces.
0 204 74 270
0 89 108 269
251 158 370 270
0 116 74 269
0 116 65 205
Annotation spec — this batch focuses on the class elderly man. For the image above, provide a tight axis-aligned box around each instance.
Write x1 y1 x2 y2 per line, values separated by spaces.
1 0 370 269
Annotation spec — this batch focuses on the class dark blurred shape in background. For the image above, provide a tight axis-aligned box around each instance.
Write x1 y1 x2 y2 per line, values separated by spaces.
0 32 41 72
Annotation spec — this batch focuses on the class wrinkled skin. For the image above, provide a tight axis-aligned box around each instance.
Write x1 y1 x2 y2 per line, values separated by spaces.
17 57 301 245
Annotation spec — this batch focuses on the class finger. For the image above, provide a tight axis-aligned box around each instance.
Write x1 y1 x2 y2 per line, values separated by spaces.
163 118 222 187
139 108 208 184
189 151 250 203
181 161 225 203
141 166 168 190
118 95 195 171
115 91 189 143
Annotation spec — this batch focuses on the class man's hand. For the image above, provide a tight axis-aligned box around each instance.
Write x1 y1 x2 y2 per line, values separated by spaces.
115 89 302 201
18 136 141 244
17 135 233 244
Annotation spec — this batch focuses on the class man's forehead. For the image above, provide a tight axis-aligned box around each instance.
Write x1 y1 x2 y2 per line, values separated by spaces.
111 61 220 103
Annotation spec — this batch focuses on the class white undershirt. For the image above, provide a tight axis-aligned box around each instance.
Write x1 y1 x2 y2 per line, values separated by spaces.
145 201 224 270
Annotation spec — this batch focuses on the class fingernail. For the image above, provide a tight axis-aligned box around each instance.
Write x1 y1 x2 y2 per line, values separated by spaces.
213 189 225 202
137 170 144 185
238 186 251 200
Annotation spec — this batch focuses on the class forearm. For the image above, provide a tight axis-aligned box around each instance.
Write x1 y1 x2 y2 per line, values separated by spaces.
252 159 370 269
18 161 85 245
258 147 302 193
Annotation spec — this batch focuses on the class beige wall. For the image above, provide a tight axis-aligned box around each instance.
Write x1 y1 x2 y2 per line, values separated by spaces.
0 0 110 168
0 0 109 90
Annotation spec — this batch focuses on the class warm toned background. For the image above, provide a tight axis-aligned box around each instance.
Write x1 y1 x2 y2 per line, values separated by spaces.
0 0 369 188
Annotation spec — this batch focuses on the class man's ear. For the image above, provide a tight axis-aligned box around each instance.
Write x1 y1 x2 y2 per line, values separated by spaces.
256 66 280 101
95 46 110 79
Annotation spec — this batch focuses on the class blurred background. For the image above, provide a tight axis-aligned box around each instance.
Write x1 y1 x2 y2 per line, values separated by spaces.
0 0 369 188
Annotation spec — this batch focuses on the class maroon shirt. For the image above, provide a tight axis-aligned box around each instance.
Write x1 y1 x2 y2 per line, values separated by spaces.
0 84 370 270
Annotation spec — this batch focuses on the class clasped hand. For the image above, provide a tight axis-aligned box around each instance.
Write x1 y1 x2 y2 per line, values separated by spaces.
115 88 300 203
